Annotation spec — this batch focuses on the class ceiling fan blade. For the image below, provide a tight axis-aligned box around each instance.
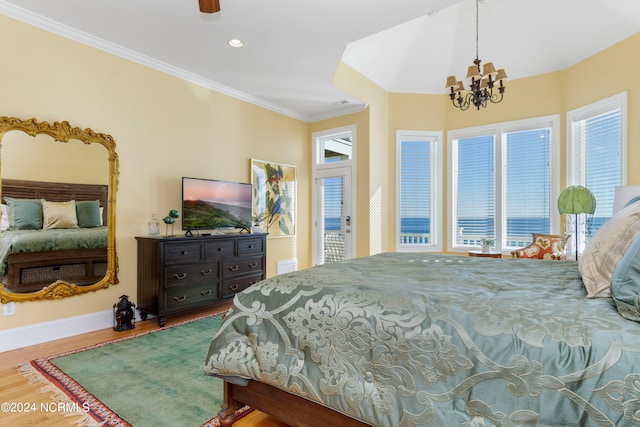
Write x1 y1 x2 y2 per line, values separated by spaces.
199 0 220 13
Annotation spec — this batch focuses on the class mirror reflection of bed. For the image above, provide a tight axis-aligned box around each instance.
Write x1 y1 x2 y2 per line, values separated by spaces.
0 117 118 302
1 179 109 293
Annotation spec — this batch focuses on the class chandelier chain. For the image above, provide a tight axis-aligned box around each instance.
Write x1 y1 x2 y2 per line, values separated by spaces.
475 0 479 61
445 0 508 111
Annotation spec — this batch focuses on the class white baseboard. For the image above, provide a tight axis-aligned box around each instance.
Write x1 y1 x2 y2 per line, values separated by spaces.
0 309 140 353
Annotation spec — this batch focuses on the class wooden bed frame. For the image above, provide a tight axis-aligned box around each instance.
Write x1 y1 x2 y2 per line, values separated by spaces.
1 179 108 293
218 379 370 427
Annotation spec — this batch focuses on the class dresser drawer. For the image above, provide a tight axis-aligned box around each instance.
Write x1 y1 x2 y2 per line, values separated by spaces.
237 238 264 256
205 239 236 259
164 242 202 265
164 262 218 288
137 234 266 327
221 274 263 298
164 283 218 311
223 256 263 278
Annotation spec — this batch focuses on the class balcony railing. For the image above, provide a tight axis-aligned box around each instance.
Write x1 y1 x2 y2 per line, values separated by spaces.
399 232 533 249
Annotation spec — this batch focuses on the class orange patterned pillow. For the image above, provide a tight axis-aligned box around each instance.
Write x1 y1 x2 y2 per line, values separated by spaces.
512 233 569 260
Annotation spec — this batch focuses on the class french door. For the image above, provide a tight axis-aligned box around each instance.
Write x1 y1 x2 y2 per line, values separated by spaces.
313 166 354 265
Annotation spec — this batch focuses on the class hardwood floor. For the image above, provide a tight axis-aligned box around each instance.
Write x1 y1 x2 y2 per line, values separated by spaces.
0 304 288 427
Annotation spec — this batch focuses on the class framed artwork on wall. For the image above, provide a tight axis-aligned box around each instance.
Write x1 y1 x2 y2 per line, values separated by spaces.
251 159 296 237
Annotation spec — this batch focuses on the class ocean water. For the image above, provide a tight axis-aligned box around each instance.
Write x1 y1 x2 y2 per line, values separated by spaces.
400 217 551 236
326 216 610 237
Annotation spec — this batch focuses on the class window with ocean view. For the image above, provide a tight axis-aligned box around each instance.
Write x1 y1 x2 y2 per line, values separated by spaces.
567 92 626 255
449 116 560 253
396 131 442 252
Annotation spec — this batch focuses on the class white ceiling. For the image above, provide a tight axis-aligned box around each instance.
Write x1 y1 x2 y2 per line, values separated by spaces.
1 0 639 122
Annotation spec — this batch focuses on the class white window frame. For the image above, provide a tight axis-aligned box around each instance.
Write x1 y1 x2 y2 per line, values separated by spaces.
566 92 628 191
565 92 627 256
395 130 443 252
447 115 560 254
312 125 357 264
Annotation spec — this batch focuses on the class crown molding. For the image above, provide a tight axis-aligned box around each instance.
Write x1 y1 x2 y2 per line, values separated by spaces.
0 2 313 122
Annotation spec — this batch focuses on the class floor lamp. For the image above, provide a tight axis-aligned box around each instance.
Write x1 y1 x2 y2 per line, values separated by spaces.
558 186 596 261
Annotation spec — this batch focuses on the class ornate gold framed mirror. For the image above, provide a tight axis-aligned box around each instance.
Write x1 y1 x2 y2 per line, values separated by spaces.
0 117 119 303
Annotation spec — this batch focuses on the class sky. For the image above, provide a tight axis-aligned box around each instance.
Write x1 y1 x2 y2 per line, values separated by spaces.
182 177 252 206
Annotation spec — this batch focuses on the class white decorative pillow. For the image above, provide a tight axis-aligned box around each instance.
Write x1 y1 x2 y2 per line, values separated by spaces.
579 201 640 297
1 204 8 231
41 200 79 230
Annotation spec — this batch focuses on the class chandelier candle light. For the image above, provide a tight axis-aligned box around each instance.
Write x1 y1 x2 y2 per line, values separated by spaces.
445 0 508 111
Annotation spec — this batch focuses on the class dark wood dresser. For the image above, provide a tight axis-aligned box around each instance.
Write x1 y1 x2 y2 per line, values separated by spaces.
136 233 266 326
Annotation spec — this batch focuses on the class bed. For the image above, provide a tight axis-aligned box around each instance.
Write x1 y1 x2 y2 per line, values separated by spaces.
1 179 108 293
204 200 640 426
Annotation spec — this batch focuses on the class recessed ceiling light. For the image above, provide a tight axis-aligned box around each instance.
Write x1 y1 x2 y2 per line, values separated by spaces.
228 39 244 48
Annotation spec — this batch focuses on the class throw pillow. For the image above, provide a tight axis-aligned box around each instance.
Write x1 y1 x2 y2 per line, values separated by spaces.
579 200 640 297
4 197 43 230
610 233 640 322
76 200 102 228
512 233 568 260
1 204 8 231
41 199 79 230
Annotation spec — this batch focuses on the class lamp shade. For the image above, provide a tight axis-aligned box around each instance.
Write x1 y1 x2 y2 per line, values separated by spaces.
445 76 458 91
558 186 596 215
482 62 498 78
466 65 481 80
495 69 508 85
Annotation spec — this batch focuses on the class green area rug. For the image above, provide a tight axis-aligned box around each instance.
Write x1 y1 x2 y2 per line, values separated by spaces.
20 312 251 427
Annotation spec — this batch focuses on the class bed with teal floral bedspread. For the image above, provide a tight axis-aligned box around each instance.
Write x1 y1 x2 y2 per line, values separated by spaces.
204 252 640 426
0 226 107 276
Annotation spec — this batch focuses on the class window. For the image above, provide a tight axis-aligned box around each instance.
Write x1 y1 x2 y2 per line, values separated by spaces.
567 92 627 249
396 131 442 252
448 116 560 253
315 128 353 164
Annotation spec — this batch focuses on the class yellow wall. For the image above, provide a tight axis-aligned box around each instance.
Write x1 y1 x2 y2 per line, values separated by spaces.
332 63 390 255
0 16 309 330
385 33 640 252
2 133 108 184
1 11 638 335
563 34 640 184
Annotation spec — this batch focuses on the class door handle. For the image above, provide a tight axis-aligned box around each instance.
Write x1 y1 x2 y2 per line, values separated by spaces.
345 215 351 226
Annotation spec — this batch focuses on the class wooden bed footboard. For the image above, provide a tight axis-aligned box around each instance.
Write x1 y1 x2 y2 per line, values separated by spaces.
219 379 370 427
4 248 107 293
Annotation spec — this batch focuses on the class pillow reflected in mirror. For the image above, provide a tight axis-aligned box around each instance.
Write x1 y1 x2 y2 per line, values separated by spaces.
4 197 42 230
41 199 78 230
76 200 102 228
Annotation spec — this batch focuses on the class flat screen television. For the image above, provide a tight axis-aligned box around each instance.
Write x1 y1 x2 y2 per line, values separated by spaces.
182 177 252 233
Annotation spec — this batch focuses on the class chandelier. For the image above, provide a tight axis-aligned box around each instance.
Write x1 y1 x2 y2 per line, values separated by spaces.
445 0 508 111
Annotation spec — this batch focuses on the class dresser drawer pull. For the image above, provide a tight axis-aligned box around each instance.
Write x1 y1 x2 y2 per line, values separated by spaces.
200 269 213 276
173 295 187 302
181 250 188 255
248 245 253 249
217 247 224 252
230 284 239 291
200 289 212 296
174 273 188 280
248 262 258 268
229 265 239 271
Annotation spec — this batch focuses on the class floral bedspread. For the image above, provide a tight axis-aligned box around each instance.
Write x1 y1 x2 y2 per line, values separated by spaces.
204 252 640 426
0 226 107 276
